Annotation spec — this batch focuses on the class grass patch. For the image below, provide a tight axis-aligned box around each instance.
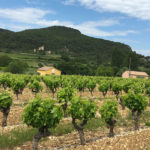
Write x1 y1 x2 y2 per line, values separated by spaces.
140 111 150 123
51 118 106 136
145 122 150 126
126 110 150 123
116 114 127 127
85 117 105 130
51 121 74 136
125 110 150 129
0 118 105 149
0 128 37 149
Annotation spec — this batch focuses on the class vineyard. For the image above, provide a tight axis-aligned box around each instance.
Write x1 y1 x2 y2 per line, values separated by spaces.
0 73 150 150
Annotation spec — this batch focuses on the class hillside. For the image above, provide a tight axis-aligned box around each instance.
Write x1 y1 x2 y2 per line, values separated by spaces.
0 26 132 57
0 26 148 75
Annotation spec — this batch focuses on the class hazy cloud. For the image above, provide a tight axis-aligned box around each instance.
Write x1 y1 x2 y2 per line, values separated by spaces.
64 0 150 20
0 8 55 23
135 49 150 56
0 7 137 37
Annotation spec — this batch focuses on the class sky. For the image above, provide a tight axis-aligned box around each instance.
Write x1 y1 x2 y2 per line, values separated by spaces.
0 0 150 56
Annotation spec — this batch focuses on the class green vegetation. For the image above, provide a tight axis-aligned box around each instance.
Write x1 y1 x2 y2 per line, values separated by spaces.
98 81 110 98
11 78 26 100
1 73 150 149
0 128 37 149
43 76 60 98
68 96 98 145
22 96 63 150
57 86 75 117
0 55 12 67
29 80 43 96
86 79 96 96
100 100 118 137
0 118 105 149
0 91 12 126
6 60 28 74
122 93 148 130
0 26 148 76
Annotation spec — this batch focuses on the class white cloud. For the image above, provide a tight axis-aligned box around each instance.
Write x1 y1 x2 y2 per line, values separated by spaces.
112 38 139 44
26 0 45 5
0 23 33 31
0 8 55 23
63 0 75 5
30 19 137 37
64 0 150 20
68 20 136 37
135 49 150 56
0 7 136 37
26 0 38 4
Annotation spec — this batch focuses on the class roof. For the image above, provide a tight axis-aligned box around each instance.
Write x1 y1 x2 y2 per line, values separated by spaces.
123 71 149 77
37 66 60 71
38 66 54 71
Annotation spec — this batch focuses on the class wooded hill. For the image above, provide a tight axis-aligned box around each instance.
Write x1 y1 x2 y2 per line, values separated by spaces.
0 26 131 59
0 26 149 75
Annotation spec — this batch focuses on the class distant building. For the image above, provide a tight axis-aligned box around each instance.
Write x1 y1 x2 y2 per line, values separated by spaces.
122 71 149 79
38 46 44 51
47 50 51 54
37 66 61 76
34 49 37 53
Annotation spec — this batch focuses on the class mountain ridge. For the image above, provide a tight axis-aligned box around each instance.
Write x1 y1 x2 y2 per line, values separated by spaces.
0 26 147 76
0 26 132 53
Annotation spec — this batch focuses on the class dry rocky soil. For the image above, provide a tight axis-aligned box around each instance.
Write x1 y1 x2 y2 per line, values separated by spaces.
0 88 150 150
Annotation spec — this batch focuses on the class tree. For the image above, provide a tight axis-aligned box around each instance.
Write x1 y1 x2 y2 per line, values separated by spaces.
43 76 60 98
0 91 12 127
111 49 125 68
127 51 139 70
98 81 110 99
129 82 145 94
122 80 132 93
29 80 43 96
96 54 102 65
38 63 43 68
122 93 148 130
57 86 75 117
68 96 97 145
6 60 28 74
86 79 96 97
22 97 63 150
11 78 26 100
96 65 114 76
56 61 93 75
0 55 12 67
116 67 128 77
61 54 70 62
99 100 118 137
112 82 122 100
75 77 87 96
0 73 12 89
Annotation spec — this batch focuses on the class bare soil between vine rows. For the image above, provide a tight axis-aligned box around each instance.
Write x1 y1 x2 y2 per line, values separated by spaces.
0 89 150 150
12 126 150 150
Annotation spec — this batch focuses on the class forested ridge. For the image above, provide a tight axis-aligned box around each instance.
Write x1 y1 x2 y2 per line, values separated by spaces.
0 26 149 75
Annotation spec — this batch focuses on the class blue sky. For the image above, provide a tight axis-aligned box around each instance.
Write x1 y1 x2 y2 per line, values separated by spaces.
0 0 150 56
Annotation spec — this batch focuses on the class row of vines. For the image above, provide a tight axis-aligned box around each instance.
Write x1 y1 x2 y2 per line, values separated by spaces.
0 73 150 150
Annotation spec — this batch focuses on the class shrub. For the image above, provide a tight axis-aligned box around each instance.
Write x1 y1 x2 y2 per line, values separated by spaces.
22 96 63 150
122 93 148 130
100 100 118 137
0 91 12 127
